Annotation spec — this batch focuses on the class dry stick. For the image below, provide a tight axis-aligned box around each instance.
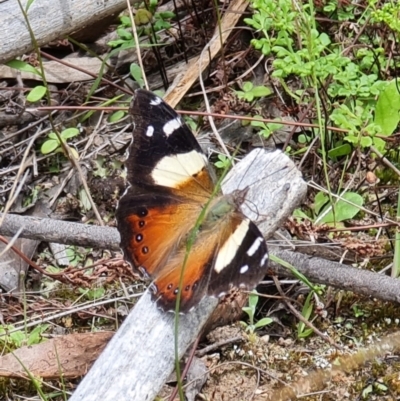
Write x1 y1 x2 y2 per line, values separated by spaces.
2 215 400 304
67 149 306 401
268 247 400 303
163 0 249 108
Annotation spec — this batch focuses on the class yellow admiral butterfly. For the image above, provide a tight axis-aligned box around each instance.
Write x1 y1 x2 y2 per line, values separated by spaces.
116 89 269 312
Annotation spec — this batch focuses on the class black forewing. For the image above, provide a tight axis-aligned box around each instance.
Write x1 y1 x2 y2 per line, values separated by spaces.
127 89 206 187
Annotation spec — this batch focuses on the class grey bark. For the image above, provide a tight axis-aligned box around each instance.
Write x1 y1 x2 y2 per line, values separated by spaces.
0 0 127 64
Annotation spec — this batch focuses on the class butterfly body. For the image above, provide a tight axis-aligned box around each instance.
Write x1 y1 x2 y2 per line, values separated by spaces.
116 90 268 312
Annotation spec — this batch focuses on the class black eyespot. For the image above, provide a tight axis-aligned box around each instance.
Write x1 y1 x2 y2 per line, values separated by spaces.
174 288 179 295
142 246 149 254
137 208 148 217
167 284 173 290
136 234 143 242
192 281 199 290
184 285 190 292
139 220 145 227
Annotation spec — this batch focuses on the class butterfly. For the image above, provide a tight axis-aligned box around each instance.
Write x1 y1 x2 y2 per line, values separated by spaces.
116 89 269 312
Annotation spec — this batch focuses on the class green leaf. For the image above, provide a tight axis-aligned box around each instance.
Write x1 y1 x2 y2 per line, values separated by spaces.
10 331 25 348
243 81 253 92
251 85 273 98
41 139 60 154
27 324 49 346
328 143 352 159
318 192 363 224
135 9 153 25
48 132 59 140
61 127 79 140
130 63 144 87
248 291 258 309
373 137 386 153
375 80 400 136
157 11 175 19
344 134 360 144
242 306 253 320
120 15 131 27
117 28 133 40
254 317 273 329
6 59 42 77
292 208 309 220
360 136 372 148
250 118 267 129
244 92 254 102
319 32 331 47
26 85 47 102
109 110 126 122
314 192 328 215
26 0 36 11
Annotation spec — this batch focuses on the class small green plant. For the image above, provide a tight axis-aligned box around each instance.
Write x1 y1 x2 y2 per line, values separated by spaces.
130 63 145 89
374 79 400 137
352 304 365 318
40 127 79 159
250 117 284 139
108 4 175 51
78 287 105 301
293 190 364 226
65 246 90 267
214 154 231 169
0 324 50 350
244 0 389 157
370 0 400 33
296 291 314 338
26 85 47 103
235 82 272 102
241 290 272 335
313 191 363 225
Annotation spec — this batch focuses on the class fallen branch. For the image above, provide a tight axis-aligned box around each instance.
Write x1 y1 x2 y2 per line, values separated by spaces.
68 149 306 401
0 0 127 64
0 213 117 250
1 216 400 304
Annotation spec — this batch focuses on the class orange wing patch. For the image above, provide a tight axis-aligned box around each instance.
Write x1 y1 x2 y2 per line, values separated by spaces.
122 203 202 278
151 240 216 311
150 218 236 311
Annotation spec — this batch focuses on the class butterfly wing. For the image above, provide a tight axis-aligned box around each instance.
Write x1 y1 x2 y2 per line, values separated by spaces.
117 90 214 279
117 89 269 312
151 214 268 312
117 188 203 279
208 217 268 298
126 89 215 198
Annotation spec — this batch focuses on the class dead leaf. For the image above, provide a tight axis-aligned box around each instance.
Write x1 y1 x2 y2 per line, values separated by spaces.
0 331 113 379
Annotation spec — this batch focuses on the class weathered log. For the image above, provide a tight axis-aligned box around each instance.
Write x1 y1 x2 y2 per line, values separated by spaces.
0 213 118 250
67 149 306 401
0 0 127 64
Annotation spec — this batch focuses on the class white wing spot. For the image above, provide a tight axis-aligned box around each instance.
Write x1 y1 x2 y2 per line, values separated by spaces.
151 150 207 187
214 220 250 273
240 265 249 274
247 237 263 257
150 96 162 105
146 125 154 137
218 292 226 298
163 117 182 136
261 253 269 266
